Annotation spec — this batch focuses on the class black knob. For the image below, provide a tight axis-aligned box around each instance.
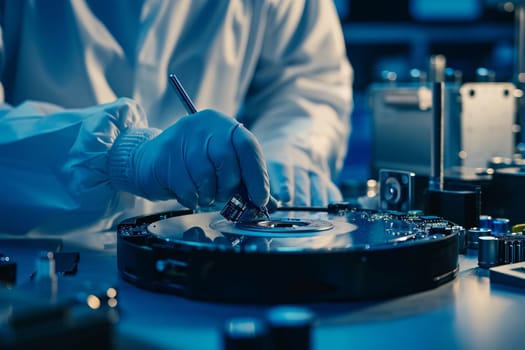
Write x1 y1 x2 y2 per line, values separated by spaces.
478 236 500 268
267 306 315 350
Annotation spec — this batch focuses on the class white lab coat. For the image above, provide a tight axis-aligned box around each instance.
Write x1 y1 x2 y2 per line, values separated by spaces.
0 0 353 234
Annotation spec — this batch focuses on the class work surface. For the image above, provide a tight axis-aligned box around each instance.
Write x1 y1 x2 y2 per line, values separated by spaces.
2 230 525 350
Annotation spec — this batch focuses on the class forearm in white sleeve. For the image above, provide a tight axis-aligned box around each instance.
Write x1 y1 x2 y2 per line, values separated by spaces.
0 98 159 234
243 0 353 178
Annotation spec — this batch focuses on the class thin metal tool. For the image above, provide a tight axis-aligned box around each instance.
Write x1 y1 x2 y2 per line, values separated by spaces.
168 73 270 221
430 81 445 191
169 74 198 114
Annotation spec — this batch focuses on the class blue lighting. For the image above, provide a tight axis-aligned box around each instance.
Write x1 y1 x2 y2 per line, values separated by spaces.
410 0 482 21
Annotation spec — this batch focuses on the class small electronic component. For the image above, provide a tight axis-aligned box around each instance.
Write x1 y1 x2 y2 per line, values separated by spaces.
478 233 525 268
379 169 415 212
220 186 270 223
0 250 116 349
30 251 80 280
0 285 116 349
0 253 16 286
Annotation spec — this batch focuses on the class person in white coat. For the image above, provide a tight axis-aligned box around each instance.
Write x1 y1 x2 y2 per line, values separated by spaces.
0 0 353 234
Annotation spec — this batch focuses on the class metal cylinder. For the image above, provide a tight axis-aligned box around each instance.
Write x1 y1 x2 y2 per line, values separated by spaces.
430 81 445 191
429 54 446 83
478 236 500 269
518 240 525 261
515 4 525 84
267 306 314 350
492 218 511 236
453 225 467 254
468 228 492 249
504 240 512 264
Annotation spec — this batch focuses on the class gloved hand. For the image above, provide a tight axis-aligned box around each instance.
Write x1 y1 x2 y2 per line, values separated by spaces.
264 146 342 207
130 109 270 209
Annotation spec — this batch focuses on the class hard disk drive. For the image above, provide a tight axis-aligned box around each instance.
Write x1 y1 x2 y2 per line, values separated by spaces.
117 205 459 303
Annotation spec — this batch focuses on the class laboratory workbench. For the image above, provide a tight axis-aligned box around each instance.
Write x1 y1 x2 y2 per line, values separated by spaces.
1 230 525 350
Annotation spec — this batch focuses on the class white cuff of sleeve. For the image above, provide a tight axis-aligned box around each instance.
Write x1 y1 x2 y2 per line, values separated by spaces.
108 127 160 194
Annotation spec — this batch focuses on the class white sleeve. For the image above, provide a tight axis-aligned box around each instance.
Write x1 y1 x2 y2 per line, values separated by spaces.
0 98 160 235
242 0 353 178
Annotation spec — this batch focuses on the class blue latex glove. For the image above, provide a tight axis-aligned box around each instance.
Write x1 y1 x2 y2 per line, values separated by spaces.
132 110 270 209
265 148 342 207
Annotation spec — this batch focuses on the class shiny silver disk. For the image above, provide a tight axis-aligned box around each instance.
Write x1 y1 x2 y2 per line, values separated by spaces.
239 218 333 232
212 218 333 236
147 211 357 250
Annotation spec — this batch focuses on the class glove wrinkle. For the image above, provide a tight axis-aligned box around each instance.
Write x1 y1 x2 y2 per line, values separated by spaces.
231 123 269 207
194 134 216 206
206 122 240 203
200 134 217 206
163 152 180 200
180 137 198 208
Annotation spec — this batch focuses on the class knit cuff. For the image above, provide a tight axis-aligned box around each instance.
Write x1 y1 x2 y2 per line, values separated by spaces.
108 127 160 194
